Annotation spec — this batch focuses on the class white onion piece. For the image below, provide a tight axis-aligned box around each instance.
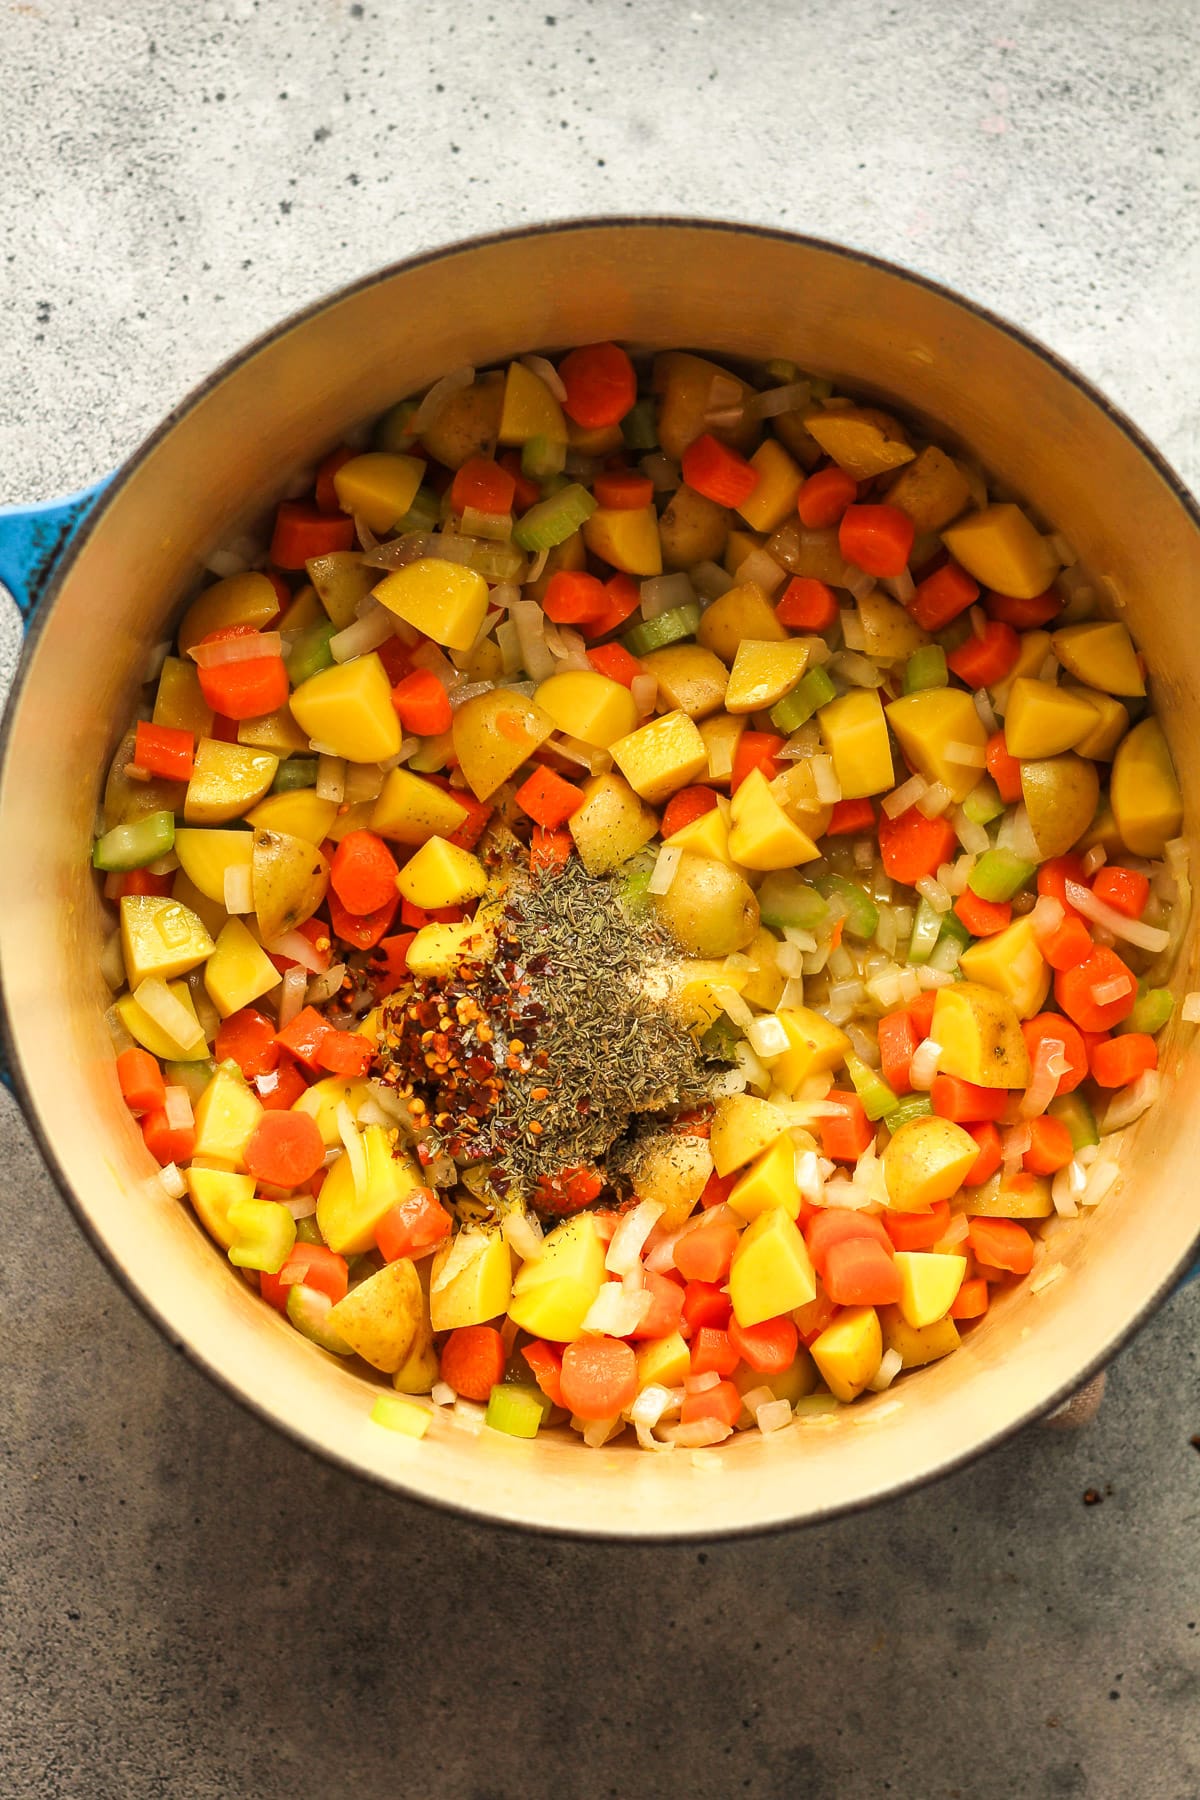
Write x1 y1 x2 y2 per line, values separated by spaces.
133 978 206 1050
282 1191 318 1221
832 649 886 689
579 1413 625 1448
640 572 695 619
660 1418 732 1448
410 365 474 433
606 1200 665 1276
690 559 734 602
1182 992 1200 1024
163 1086 194 1132
944 740 986 768
1019 1038 1066 1118
842 567 875 602
315 754 346 802
277 964 308 1029
1100 1069 1160 1132
519 352 567 402
1081 1156 1121 1207
711 984 755 1032
735 548 787 596
973 689 998 732
648 846 682 896
330 605 395 664
882 773 930 820
430 1381 456 1408
190 631 283 668
631 673 659 718
550 734 612 776
99 929 126 992
755 1397 794 1434
916 781 953 819
223 863 254 915
915 875 952 915
449 680 496 711
746 379 813 419
1052 1161 1087 1217
629 1383 681 1429
501 1208 545 1263
811 756 841 804
306 963 347 1007
908 1038 943 1090
265 929 326 973
935 1212 970 1249
1064 879 1170 953
1092 975 1135 1006
952 806 990 855
1029 894 1065 943
881 567 915 604
1002 1123 1032 1174
337 1104 368 1196
867 1348 903 1393
1030 1261 1066 1294
158 1161 188 1200
582 1280 653 1338
510 599 557 682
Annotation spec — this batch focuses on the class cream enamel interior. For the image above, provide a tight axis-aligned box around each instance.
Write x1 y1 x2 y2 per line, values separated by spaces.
2 222 1197 1537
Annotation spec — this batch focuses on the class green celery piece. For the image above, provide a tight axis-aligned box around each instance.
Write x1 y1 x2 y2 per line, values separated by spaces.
765 358 799 384
845 1051 898 1122
272 756 319 794
286 1283 354 1353
621 398 658 451
756 873 830 933
962 778 1005 827
700 1013 743 1064
93 809 175 873
903 645 948 694
373 398 420 453
1048 1091 1100 1151
937 910 973 951
927 933 963 974
286 621 338 687
623 603 702 657
227 1198 296 1274
1117 985 1174 1035
969 847 1036 903
164 1058 215 1106
520 434 567 481
883 1093 934 1130
397 485 441 534
485 1382 546 1439
512 482 596 552
460 504 514 543
794 1392 842 1417
294 1214 325 1247
907 895 942 965
770 665 838 734
815 873 878 942
620 868 653 914
808 376 834 403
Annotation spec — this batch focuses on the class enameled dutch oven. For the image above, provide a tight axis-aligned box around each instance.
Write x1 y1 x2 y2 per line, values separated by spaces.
1 220 1197 1538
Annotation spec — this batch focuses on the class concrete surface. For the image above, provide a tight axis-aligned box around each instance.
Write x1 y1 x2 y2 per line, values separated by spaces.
1 1 1198 1795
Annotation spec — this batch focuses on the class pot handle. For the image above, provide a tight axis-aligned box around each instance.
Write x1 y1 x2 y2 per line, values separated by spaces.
0 476 113 626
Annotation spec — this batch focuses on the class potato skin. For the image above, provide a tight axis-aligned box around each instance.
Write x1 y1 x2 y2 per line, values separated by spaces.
652 852 759 956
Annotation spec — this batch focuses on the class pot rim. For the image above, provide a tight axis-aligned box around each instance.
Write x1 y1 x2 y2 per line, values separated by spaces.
3 214 1198 1539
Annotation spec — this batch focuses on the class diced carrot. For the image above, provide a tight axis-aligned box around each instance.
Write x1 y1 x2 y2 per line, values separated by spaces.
214 1007 281 1078
261 1244 348 1314
141 1108 195 1166
877 1010 918 1096
930 1074 1008 1123
328 888 398 951
116 1046 166 1115
1021 1013 1088 1095
586 641 645 687
375 1187 452 1259
908 990 937 1038
270 500 355 569
116 869 176 898
838 503 915 579
984 731 1023 804
727 1313 799 1375
593 469 654 509
244 1110 326 1188
274 1006 335 1069
953 888 1012 938
132 721 195 783
689 1325 740 1377
441 1325 506 1401
209 712 240 743
804 1208 892 1274
826 797 876 836
330 830 400 917
315 1029 375 1078
877 804 959 885
515 765 585 830
558 342 637 429
660 786 720 839
796 466 857 529
1092 865 1150 920
450 455 516 517
1041 916 1093 971
542 569 610 625
314 446 356 515
391 668 453 736
498 450 541 512
674 1215 740 1284
946 619 1020 688
818 1091 874 1162
680 1279 731 1334
699 1168 738 1209
967 1217 1035 1275
195 626 289 720
254 1056 309 1111
949 1276 990 1319
266 915 332 975
824 1236 902 1306
375 634 416 687
793 1289 838 1346
1089 1032 1158 1089
908 560 980 631
627 1271 686 1341
964 1120 1003 1186
776 575 839 630
521 1340 565 1408
368 931 417 998
560 1335 638 1419
680 1378 742 1430
984 588 1063 630
731 730 785 793
581 572 642 640
1054 947 1137 1033
681 433 760 508
1023 1114 1075 1175
530 825 573 873
884 1200 951 1251
1038 854 1089 917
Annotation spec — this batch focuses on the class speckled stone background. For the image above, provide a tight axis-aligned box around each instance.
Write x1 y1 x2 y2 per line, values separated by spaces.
1 3 1198 1796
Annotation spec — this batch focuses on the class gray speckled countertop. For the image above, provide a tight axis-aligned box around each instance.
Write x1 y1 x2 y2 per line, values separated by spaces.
1 3 1198 1796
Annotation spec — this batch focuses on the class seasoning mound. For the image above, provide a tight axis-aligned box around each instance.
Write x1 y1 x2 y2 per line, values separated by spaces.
376 857 713 1212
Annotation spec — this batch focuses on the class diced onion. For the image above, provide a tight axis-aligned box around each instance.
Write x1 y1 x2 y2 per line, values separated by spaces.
998 803 1040 863
842 567 875 602
643 1226 687 1275
431 1381 456 1407
944 740 986 768
735 549 787 596
1030 1261 1066 1295
1019 1038 1066 1118
158 1161 187 1200
510 599 557 683
916 781 953 819
690 560 734 602
1182 991 1200 1024
831 650 886 689
606 1199 665 1276
1081 1156 1120 1207
582 1280 653 1338
1052 1160 1087 1217
686 1369 721 1396
755 1397 794 1434
519 352 567 402
190 631 283 668
410 365 474 434
133 978 207 1050
337 1104 368 1195
734 1040 771 1093
867 1348 903 1393
1029 894 1065 943
811 756 841 805
660 1418 732 1448
204 548 249 579
330 605 395 663
936 1213 970 1249
882 773 930 819
1002 1123 1032 1174
277 964 308 1029
880 567 915 604
501 1207 545 1263
915 874 952 914
973 689 998 732
640 572 695 619
630 1384 681 1429
1064 878 1169 953
581 1413 625 1449
712 985 755 1032
631 673 659 718
648 845 682 896
223 863 254 915
908 1038 943 1090
775 942 806 980
747 1014 790 1060
915 967 956 989
265 929 326 974
99 929 126 992
779 978 806 1009
1092 976 1135 1006
306 962 347 1007
315 754 346 803
745 380 813 419
1100 1069 1160 1131
162 1085 194 1132
452 1398 486 1434
283 1191 318 1220
951 806 990 855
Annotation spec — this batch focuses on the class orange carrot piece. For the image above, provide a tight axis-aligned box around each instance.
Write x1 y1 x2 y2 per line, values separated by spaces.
440 1325 506 1401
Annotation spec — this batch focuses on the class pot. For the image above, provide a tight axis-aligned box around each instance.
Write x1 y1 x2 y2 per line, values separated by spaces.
1 220 1197 1537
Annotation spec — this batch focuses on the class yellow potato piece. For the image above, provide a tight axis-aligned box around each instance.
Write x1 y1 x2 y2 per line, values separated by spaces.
610 709 709 804
652 855 759 957
237 708 311 757
696 579 785 665
641 644 729 719
651 351 757 461
1020 755 1100 861
990 628 1052 717
370 767 469 846
932 982 1031 1088
727 767 820 871
568 772 658 875
669 959 752 1035
630 1132 714 1232
277 584 325 633
730 1207 816 1327
728 1133 801 1222
941 502 1060 599
723 527 766 578
192 1065 263 1170
739 926 787 1012
421 372 504 471
507 1214 606 1342
664 795 733 865
392 1310 439 1396
498 361 567 445
878 1305 960 1369
292 1075 373 1148
582 505 663 577
451 688 555 801
327 1258 423 1373
178 572 281 656
170 870 225 946
185 741 278 826
725 638 810 713
395 836 486 909
289 653 401 763
307 551 376 629
204 917 282 1018
251 827 329 942
885 688 987 803
810 1305 883 1401
737 438 804 533
116 981 208 1062
893 1252 967 1329
187 1167 256 1252
805 405 914 480
120 895 214 987
856 589 930 663
962 1170 1053 1218
710 1092 791 1176
636 1332 691 1390
405 917 495 978
246 790 339 845
883 445 972 533
959 917 1050 1021
173 828 253 904
1002 678 1098 759
318 1129 425 1257
818 689 894 799
772 1006 851 1095
697 711 746 785
535 670 639 748
153 656 213 738
1111 717 1182 857
1063 686 1129 760
1052 621 1144 697
332 453 424 534
883 1116 978 1212
372 558 489 652
659 485 729 570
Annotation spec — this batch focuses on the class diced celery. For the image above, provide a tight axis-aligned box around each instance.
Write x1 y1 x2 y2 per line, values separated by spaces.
883 1093 935 1130
770 665 838 734
512 482 596 552
371 1393 432 1438
286 1283 354 1353
294 1214 325 1246
700 1013 743 1064
620 868 653 914
962 778 1005 827
937 911 973 951
815 874 878 942
927 934 963 974
794 1392 841 1417
621 397 658 451
397 485 441 535
521 434 567 482
757 873 830 933
765 358 799 384
969 848 1036 903
460 505 514 543
272 756 320 793
485 1382 547 1439
1048 1091 1100 1151
373 399 420 453
164 1058 215 1105
906 895 943 965
808 376 834 403
845 1051 898 1122
622 602 702 657
903 645 948 694
227 1198 296 1274
1116 985 1174 1036
93 810 175 873
285 621 338 687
